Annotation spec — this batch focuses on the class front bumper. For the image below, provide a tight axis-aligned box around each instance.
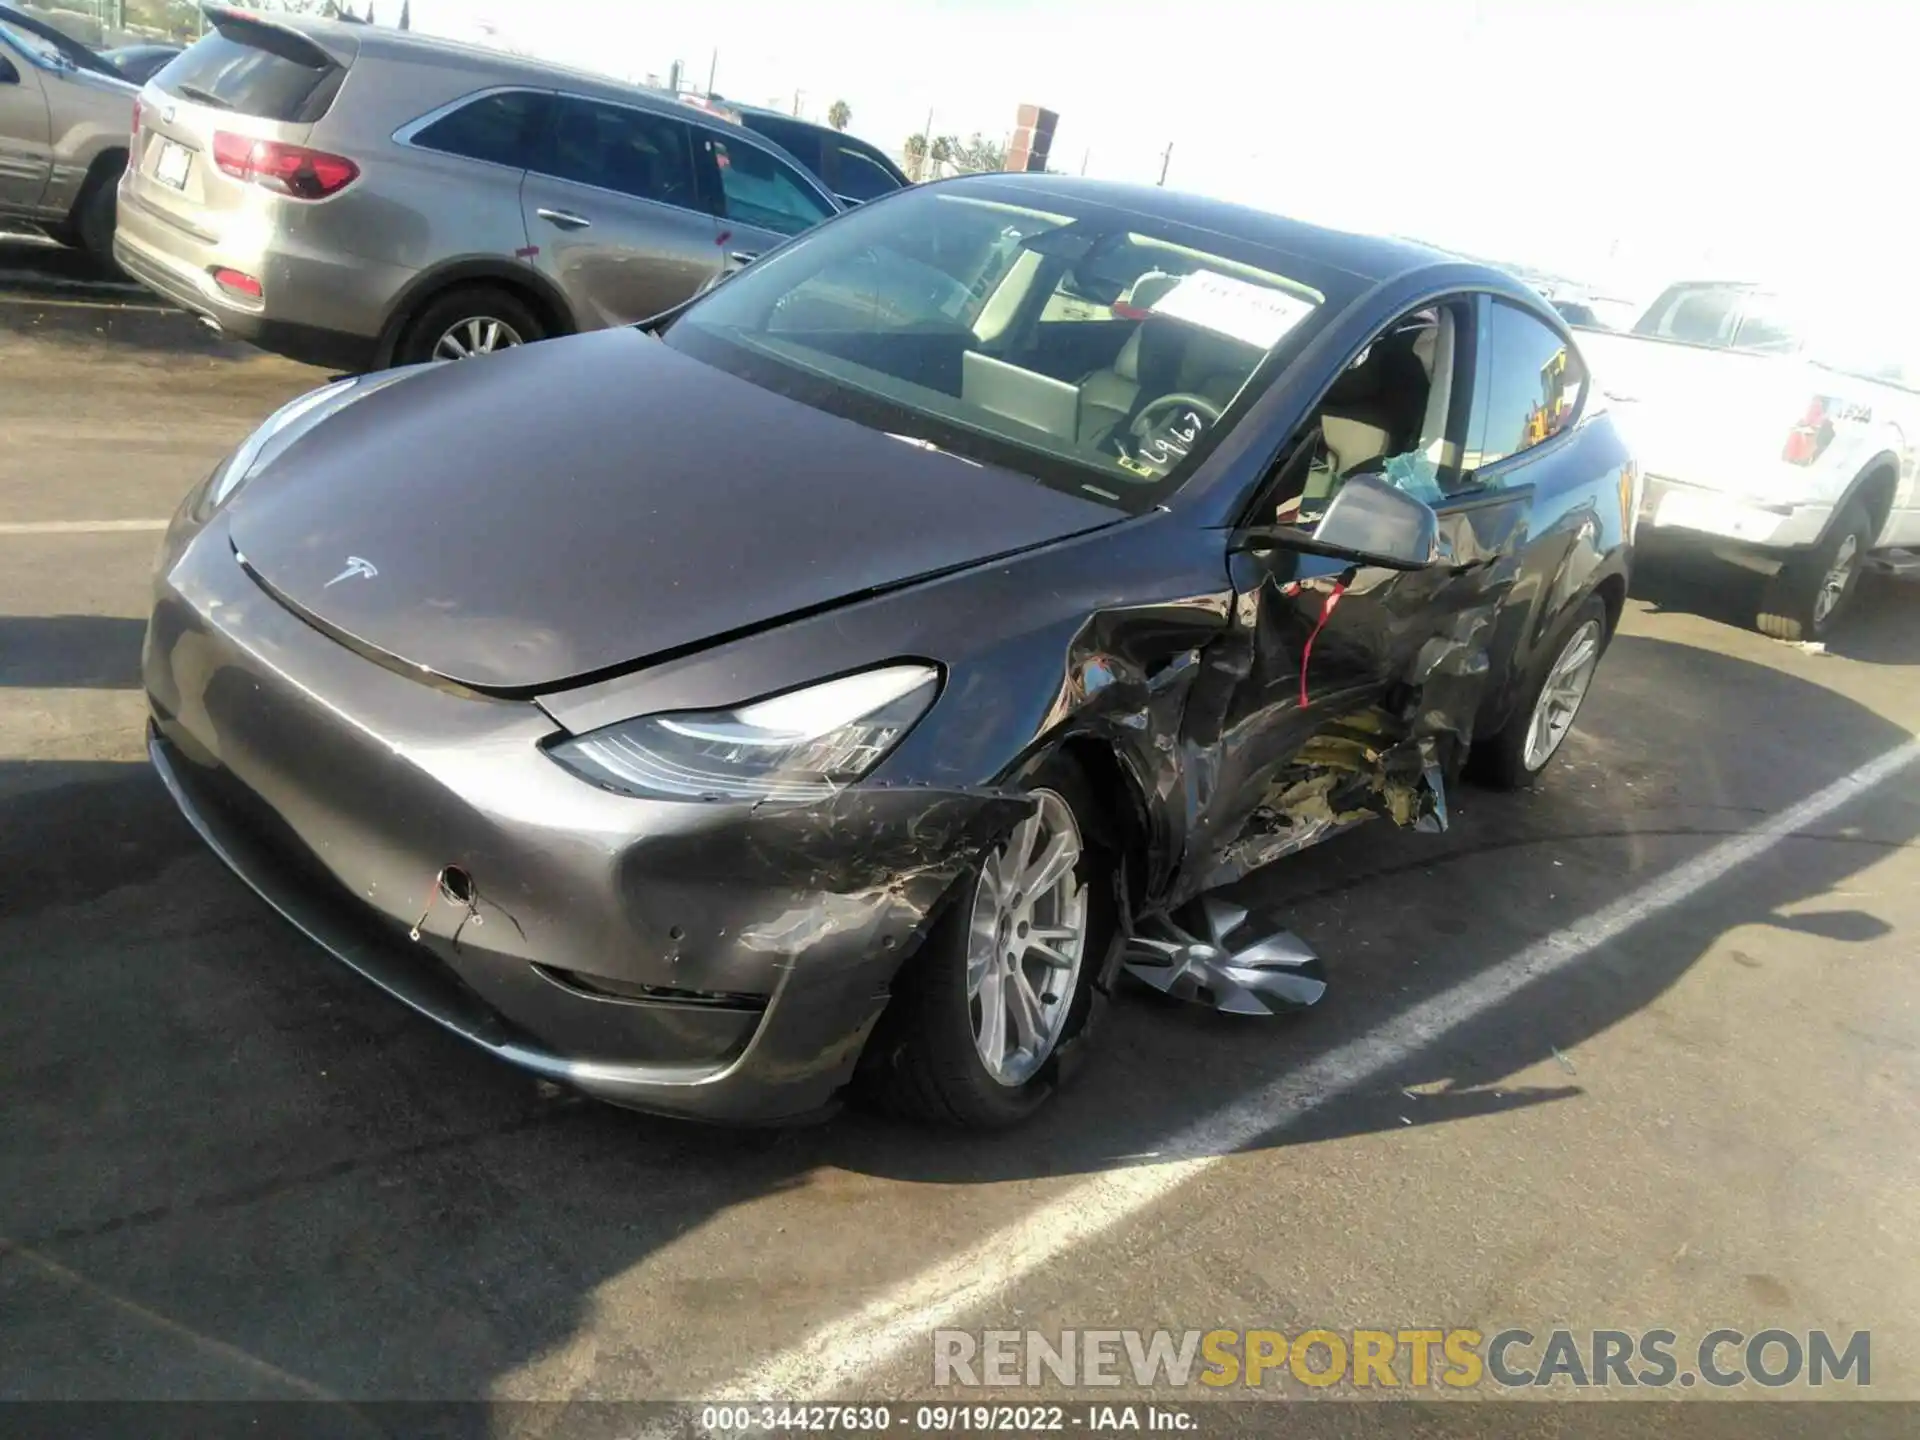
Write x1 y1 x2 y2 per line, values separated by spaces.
144 518 1025 1121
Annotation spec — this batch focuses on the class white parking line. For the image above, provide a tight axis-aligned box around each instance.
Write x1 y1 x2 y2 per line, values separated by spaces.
719 736 1920 1401
0 520 169 535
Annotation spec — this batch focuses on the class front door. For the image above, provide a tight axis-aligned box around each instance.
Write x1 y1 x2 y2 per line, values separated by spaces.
0 39 52 212
522 96 724 328
1183 296 1526 887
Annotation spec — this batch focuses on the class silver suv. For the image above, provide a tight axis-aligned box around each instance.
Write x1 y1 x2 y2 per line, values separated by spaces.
114 9 841 370
0 5 138 256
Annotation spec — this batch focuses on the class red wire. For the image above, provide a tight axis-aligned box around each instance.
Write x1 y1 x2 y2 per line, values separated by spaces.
1299 578 1348 708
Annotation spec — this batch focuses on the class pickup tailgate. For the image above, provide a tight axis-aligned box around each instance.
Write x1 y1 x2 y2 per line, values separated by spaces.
1577 330 1806 486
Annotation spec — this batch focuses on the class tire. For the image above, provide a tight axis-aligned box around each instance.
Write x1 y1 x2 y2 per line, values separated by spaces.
394 285 545 365
1470 593 1610 791
1756 500 1872 642
74 159 124 262
856 755 1117 1128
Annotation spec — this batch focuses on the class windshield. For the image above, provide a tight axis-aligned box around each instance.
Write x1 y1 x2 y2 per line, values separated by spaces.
664 184 1327 509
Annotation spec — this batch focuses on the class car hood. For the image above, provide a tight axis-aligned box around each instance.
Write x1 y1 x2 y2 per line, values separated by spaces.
227 328 1119 692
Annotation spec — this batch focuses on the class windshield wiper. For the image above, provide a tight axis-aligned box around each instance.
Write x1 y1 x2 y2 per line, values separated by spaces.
173 83 235 111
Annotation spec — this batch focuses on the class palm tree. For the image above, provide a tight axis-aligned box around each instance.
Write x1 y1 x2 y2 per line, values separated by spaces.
827 100 851 132
902 132 927 180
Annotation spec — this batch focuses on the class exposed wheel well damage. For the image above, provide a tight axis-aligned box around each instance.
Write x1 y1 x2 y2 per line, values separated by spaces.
1052 735 1154 919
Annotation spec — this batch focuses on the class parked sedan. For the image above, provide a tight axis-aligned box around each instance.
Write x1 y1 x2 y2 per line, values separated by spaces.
115 8 839 370
145 175 1634 1129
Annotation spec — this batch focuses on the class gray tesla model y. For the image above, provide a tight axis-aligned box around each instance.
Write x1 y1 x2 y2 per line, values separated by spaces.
145 174 1635 1128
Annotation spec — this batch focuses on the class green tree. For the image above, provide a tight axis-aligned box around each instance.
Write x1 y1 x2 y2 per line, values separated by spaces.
949 132 1006 174
827 99 851 132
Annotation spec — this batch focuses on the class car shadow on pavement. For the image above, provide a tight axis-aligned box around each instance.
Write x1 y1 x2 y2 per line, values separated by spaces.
0 615 147 689
0 626 1915 1407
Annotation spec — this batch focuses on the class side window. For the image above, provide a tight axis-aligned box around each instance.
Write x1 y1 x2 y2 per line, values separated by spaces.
1732 293 1802 354
700 135 834 237
544 98 699 209
834 143 902 203
1268 300 1473 524
742 115 826 180
1633 283 1744 346
1463 299 1585 478
411 91 550 169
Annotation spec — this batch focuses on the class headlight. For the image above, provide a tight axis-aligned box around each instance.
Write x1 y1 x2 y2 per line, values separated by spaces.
547 665 940 802
202 368 418 513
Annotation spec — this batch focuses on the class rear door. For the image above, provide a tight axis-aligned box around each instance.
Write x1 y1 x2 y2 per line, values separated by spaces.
691 128 837 273
130 13 352 240
521 94 722 327
1457 296 1630 729
0 31 52 210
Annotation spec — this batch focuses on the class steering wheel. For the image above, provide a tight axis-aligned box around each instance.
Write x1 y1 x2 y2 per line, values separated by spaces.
1130 392 1224 440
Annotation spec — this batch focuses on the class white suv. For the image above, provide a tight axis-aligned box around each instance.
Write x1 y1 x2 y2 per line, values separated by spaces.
1579 281 1920 640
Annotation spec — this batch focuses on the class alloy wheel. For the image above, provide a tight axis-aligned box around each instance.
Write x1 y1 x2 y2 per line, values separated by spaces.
1814 533 1860 626
965 789 1088 1087
1523 618 1603 772
432 316 525 361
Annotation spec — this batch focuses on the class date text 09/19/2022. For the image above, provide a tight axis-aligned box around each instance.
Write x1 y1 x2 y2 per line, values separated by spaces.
698 1404 1195 1433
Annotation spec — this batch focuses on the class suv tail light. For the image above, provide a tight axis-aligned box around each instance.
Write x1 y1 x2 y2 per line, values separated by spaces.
131 98 142 152
1782 396 1835 466
212 132 360 199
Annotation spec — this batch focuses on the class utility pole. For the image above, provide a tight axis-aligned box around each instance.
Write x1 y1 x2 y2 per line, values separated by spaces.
706 48 717 96
1157 142 1173 186
792 89 802 117
919 107 935 181
1079 147 1089 176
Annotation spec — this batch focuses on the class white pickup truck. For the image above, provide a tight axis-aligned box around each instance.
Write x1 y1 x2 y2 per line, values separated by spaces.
1576 281 1920 640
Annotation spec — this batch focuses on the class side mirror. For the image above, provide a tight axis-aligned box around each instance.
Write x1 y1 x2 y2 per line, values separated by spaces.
0 56 17 84
1234 473 1439 571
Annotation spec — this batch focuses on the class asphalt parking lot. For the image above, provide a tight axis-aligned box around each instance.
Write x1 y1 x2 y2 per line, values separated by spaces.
3 239 1918 1423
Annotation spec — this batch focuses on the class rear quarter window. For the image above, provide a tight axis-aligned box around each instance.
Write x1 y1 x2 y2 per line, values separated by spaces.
1467 300 1586 472
160 29 345 123
410 91 551 169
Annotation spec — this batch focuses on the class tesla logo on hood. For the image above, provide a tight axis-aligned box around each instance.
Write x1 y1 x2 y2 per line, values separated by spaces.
324 556 379 588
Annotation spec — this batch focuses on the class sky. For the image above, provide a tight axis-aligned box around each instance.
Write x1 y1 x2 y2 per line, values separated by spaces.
408 0 1916 305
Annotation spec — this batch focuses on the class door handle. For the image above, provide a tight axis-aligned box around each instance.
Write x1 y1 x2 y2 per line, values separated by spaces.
728 250 760 266
537 207 591 230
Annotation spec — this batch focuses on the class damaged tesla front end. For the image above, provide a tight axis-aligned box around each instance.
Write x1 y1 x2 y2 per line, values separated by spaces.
145 174 1633 1127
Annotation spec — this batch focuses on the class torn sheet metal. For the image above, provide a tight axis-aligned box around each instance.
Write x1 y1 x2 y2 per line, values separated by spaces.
1125 897 1326 1014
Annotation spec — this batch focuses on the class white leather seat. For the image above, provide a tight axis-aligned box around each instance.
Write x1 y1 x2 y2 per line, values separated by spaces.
1076 272 1185 444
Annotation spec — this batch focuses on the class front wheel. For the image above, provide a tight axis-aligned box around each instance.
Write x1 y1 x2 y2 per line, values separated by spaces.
1470 594 1610 790
1757 500 1872 642
857 757 1115 1128
75 160 124 262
